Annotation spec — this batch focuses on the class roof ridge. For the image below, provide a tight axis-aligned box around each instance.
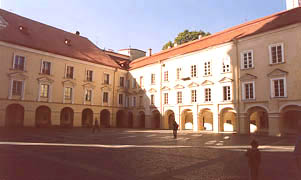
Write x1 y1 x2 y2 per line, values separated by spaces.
130 7 299 65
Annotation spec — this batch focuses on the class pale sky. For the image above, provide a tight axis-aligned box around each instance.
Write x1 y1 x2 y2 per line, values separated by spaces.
1 0 286 53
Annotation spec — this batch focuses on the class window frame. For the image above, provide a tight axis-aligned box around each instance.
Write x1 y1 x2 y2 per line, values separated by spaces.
12 80 23 96
151 74 156 85
85 69 93 82
176 67 182 80
242 81 255 100
223 85 232 101
40 84 50 98
120 76 125 87
103 91 109 103
204 60 212 76
40 60 51 75
164 93 168 105
85 89 93 102
164 71 169 82
119 93 124 105
191 65 197 78
104 73 110 85
150 94 155 105
65 65 74 79
270 77 287 98
222 57 231 73
241 50 254 69
13 54 26 71
64 87 73 100
177 91 182 104
191 89 197 103
269 43 284 65
204 88 212 103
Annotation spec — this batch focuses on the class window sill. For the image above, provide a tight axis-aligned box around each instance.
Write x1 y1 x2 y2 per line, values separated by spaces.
9 68 27 72
242 99 256 102
203 75 212 77
269 61 285 66
271 96 287 99
63 77 75 80
241 67 255 70
221 71 231 74
84 80 94 83
39 73 52 76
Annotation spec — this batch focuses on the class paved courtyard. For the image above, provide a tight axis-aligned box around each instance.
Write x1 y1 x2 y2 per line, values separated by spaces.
0 128 298 180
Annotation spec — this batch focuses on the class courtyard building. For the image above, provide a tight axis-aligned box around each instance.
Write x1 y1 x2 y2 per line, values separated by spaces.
1 1 301 136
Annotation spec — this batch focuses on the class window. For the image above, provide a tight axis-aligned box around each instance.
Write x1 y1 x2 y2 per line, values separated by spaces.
139 96 143 106
13 55 25 71
126 96 129 107
205 88 211 102
64 87 72 100
223 86 231 101
164 71 168 82
204 61 211 76
120 77 124 87
132 79 137 88
243 82 255 100
164 93 168 104
104 73 110 84
86 70 93 82
151 74 156 84
271 78 286 98
191 65 197 77
85 89 92 101
66 66 74 79
176 68 182 80
222 58 230 73
119 94 123 105
177 91 182 104
40 84 49 98
126 80 130 88
151 95 155 105
241 50 253 69
41 61 51 75
103 92 108 103
191 90 197 103
269 43 284 64
140 76 144 87
133 96 136 106
12 80 23 96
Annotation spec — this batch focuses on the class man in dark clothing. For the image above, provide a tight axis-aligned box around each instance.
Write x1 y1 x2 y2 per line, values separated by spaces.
245 139 261 180
92 118 100 133
173 121 179 139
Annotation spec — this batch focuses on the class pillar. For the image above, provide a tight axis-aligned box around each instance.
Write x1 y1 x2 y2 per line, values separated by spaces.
268 113 281 136
238 112 249 134
73 111 81 127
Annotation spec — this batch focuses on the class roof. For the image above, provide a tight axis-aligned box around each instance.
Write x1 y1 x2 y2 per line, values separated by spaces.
129 7 301 70
0 9 121 69
104 50 130 70
119 48 146 53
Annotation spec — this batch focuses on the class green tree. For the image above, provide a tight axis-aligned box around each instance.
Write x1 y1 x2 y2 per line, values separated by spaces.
162 29 210 50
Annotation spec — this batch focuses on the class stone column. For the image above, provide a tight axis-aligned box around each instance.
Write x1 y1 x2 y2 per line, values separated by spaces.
238 112 249 134
73 111 81 127
268 113 281 136
212 105 219 133
24 109 35 127
193 105 198 132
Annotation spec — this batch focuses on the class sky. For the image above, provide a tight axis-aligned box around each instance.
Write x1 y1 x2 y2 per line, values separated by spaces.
1 0 286 54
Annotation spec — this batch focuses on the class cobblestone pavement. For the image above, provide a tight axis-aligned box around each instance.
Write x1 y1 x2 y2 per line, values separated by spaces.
0 128 298 180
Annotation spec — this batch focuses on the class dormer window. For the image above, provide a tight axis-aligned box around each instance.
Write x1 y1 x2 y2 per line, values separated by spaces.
64 39 71 46
19 26 24 31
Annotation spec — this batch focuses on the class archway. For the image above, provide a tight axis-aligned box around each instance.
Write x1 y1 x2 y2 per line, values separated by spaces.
181 109 193 130
164 110 175 129
220 108 237 132
35 106 51 128
198 109 213 131
151 110 160 129
82 108 93 128
60 107 74 128
247 106 269 134
100 109 110 128
138 111 145 128
280 105 301 134
116 110 126 128
128 111 134 128
5 104 24 127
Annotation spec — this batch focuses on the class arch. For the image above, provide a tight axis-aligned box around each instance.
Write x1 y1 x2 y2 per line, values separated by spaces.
82 108 93 128
220 108 237 132
5 104 24 127
198 108 213 131
35 106 51 128
128 111 134 128
151 110 161 129
60 107 74 128
280 105 301 134
100 109 110 128
116 110 127 128
245 104 269 114
138 111 145 128
247 106 269 134
279 103 301 112
164 110 175 129
181 109 193 130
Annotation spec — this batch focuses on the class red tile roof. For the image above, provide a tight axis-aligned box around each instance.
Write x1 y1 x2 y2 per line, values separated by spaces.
130 7 301 70
0 9 121 69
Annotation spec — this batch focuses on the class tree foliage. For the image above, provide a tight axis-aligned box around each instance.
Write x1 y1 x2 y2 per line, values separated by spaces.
162 29 211 50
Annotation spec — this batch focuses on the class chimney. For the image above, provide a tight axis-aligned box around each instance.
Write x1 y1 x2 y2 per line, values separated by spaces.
198 34 203 39
75 31 80 36
174 43 178 47
148 48 152 56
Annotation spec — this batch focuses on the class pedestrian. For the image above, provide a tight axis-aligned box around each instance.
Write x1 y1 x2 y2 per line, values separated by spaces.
173 120 179 139
245 139 261 180
92 118 100 133
294 126 301 180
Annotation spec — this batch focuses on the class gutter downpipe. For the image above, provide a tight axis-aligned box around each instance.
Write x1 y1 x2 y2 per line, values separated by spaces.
112 67 117 127
234 38 241 134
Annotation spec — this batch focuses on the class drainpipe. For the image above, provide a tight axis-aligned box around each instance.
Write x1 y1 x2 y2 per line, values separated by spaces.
234 39 241 133
112 68 117 127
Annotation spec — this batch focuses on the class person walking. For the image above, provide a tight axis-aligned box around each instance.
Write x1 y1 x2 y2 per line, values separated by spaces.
92 117 100 133
294 127 301 180
172 120 179 139
245 139 261 180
